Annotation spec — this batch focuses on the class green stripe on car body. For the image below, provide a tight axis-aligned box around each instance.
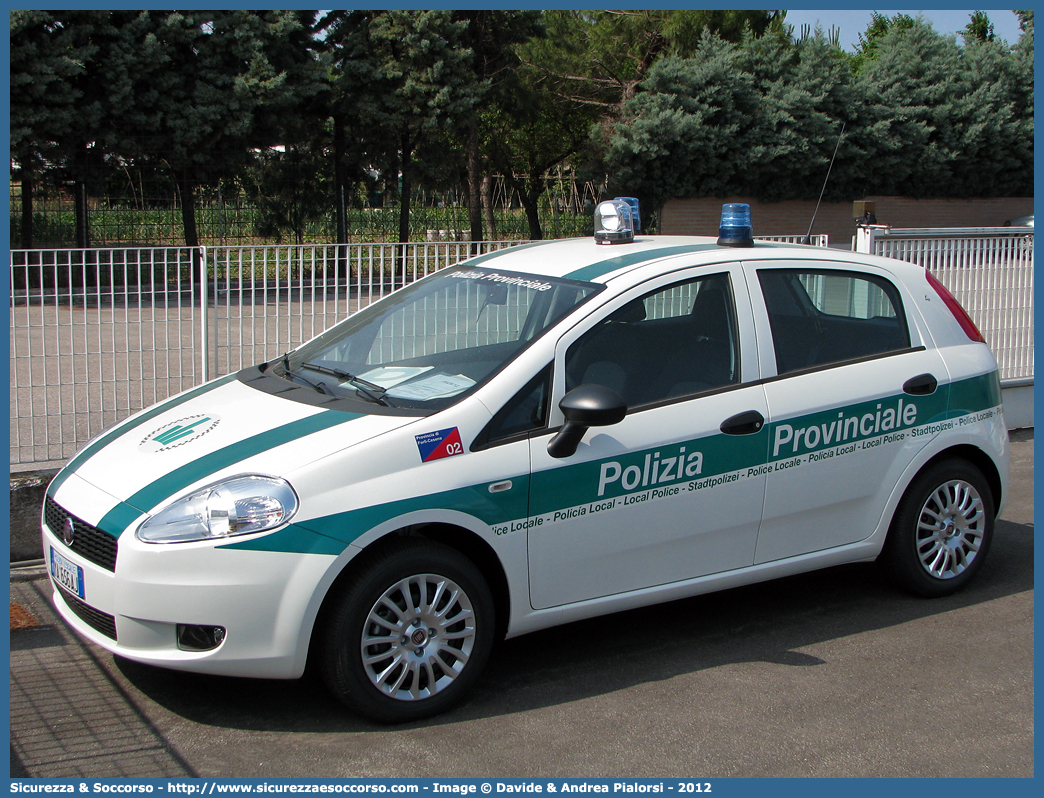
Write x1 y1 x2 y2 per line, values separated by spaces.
565 244 723 283
944 369 1002 416
47 373 240 498
224 372 1002 556
223 475 533 553
456 241 727 284
460 241 556 267
218 523 348 556
95 409 364 538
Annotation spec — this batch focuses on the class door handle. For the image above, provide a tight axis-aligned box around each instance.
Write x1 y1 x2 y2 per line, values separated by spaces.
720 410 765 436
903 373 938 396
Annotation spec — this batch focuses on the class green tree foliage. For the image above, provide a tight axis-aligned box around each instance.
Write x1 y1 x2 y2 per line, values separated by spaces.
239 13 333 248
531 10 786 226
535 9 784 109
854 18 1030 196
100 10 322 246
10 8 1034 251
11 10 77 247
318 10 384 250
322 11 483 244
453 10 545 243
604 29 856 207
10 10 117 246
483 65 602 240
604 16 1033 207
962 11 996 44
850 12 916 73
243 141 331 245
10 12 91 164
734 28 859 200
662 9 789 57
1010 11 1034 120
466 15 605 240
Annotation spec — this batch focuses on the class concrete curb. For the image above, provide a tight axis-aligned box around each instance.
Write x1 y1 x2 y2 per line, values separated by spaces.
10 469 58 563
11 562 47 582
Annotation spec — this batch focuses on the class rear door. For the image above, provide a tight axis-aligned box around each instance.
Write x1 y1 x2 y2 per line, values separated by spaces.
748 260 949 563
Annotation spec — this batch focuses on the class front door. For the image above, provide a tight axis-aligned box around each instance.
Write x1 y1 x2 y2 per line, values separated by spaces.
526 266 770 609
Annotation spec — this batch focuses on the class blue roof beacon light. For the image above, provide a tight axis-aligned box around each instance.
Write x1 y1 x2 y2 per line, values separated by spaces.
616 197 641 233
717 202 754 247
594 198 635 244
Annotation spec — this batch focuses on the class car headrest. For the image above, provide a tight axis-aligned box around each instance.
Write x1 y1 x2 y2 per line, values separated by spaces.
610 299 646 324
691 286 729 337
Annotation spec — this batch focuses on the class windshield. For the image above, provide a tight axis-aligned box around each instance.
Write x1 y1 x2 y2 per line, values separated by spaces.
275 265 602 412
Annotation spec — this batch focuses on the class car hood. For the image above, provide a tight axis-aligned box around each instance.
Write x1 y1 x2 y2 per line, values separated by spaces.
50 373 415 521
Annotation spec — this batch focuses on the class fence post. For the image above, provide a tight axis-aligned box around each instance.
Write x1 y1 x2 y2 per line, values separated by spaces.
198 245 209 383
855 224 890 254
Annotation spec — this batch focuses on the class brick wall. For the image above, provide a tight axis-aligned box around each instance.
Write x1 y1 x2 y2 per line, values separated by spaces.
661 196 1035 248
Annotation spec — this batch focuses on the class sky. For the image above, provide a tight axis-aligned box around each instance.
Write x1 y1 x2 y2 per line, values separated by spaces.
781 8 1025 50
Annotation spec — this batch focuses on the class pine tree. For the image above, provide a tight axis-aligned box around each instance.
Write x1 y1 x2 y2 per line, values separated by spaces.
101 10 321 246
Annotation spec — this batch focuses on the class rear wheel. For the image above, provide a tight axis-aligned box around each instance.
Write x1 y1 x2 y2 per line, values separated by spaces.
880 459 994 597
320 538 494 722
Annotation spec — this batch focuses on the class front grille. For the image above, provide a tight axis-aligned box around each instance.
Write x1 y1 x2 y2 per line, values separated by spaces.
59 587 118 641
44 496 119 572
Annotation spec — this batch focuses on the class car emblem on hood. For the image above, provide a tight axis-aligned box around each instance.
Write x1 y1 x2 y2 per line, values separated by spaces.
63 517 76 546
139 414 221 453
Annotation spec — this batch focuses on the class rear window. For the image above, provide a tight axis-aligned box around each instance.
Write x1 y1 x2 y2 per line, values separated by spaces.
758 268 910 375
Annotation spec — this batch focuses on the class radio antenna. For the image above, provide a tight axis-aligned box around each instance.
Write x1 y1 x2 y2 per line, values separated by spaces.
802 121 846 245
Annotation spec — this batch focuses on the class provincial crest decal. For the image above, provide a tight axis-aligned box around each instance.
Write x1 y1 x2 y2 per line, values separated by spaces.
139 414 220 453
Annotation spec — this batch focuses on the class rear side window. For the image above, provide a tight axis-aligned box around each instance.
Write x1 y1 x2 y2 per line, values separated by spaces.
758 269 910 375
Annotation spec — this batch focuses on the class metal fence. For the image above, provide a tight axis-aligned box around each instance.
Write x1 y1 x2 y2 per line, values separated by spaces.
15 229 1029 471
206 241 519 379
859 226 1034 383
9 241 528 468
11 247 203 470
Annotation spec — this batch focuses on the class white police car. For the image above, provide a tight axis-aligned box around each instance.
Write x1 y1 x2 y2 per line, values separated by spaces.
43 203 1008 722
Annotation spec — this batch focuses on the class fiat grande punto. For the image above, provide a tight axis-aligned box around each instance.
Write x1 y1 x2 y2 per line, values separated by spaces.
43 203 1008 722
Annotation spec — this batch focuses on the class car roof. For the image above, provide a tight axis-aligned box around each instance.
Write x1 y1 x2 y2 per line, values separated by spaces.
463 235 920 286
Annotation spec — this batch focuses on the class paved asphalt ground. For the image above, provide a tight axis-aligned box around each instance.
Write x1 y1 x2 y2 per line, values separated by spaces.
10 430 1034 779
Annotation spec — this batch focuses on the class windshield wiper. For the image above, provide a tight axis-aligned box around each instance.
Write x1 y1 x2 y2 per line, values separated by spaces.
300 361 390 405
281 354 332 396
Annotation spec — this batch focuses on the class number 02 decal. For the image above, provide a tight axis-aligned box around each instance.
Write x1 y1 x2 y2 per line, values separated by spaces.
415 427 465 463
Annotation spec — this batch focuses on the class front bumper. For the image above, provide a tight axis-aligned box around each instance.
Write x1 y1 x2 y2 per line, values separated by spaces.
42 505 338 680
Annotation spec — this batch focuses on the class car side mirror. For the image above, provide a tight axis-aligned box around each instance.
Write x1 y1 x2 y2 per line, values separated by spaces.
546 384 627 459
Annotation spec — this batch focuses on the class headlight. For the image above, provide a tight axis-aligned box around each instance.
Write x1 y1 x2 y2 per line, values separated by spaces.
137 475 298 544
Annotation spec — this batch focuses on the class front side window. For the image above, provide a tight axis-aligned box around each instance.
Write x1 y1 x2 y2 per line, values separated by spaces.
473 364 553 450
758 268 910 375
280 267 601 412
564 272 739 408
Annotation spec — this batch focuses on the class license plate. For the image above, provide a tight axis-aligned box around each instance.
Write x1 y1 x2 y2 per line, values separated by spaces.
50 546 85 599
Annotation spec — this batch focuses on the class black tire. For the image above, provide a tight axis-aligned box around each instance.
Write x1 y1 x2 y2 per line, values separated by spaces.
879 458 995 597
319 538 495 723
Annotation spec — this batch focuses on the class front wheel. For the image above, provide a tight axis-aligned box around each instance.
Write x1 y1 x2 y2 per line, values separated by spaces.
319 538 495 723
879 459 995 597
